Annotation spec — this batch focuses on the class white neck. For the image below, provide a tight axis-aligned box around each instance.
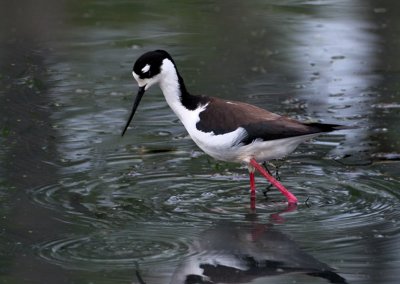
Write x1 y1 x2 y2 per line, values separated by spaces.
159 59 187 120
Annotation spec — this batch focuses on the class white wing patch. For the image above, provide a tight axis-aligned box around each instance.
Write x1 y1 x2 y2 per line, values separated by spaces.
141 64 150 73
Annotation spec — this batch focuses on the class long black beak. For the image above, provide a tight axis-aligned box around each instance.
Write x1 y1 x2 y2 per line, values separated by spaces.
121 86 146 136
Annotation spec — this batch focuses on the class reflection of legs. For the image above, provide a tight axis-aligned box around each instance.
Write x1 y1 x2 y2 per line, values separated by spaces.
250 158 298 204
270 203 298 223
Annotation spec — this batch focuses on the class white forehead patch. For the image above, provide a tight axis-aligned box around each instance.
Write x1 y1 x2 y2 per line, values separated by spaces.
141 64 150 73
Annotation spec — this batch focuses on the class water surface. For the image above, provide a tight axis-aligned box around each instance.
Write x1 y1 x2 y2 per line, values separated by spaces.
1 0 400 283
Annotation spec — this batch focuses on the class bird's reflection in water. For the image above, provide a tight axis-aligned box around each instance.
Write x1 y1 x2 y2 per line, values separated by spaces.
169 205 347 284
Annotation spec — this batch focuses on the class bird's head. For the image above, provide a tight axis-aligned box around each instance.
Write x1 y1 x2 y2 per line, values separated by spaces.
122 50 174 136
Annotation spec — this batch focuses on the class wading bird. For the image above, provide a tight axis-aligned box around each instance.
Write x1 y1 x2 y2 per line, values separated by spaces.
122 50 348 209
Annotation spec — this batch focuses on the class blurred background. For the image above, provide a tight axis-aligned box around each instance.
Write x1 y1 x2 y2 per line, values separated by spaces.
1 0 400 283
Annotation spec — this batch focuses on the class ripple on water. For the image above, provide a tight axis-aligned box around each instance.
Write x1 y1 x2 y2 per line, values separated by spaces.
300 169 400 229
29 156 400 230
31 150 400 281
36 224 192 271
28 177 158 229
276 164 400 275
155 165 400 226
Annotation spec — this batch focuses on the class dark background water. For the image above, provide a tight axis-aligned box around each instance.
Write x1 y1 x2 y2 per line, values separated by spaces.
1 0 400 283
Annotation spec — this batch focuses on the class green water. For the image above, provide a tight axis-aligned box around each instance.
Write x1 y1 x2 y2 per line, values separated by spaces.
1 0 400 283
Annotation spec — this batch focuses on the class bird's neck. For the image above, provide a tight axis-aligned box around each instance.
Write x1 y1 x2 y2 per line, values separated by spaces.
159 60 205 120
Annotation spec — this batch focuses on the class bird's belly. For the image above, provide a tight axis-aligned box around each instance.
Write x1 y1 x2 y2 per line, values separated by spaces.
190 131 318 163
238 134 319 163
186 127 246 162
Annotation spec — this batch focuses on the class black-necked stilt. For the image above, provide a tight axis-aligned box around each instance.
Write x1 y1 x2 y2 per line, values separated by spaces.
122 50 349 208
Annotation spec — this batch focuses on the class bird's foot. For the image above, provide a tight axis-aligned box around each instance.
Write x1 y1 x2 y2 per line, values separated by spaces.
305 196 311 208
262 184 272 198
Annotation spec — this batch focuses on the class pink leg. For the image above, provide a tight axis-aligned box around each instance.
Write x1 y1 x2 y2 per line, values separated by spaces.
249 171 256 210
249 158 298 204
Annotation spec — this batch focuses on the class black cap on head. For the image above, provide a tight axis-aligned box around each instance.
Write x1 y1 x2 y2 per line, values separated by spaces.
133 50 173 79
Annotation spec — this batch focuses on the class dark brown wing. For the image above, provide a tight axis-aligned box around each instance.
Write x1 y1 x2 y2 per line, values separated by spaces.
196 97 344 145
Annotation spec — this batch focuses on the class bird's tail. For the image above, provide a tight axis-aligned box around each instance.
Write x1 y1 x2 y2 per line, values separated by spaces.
305 122 357 133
